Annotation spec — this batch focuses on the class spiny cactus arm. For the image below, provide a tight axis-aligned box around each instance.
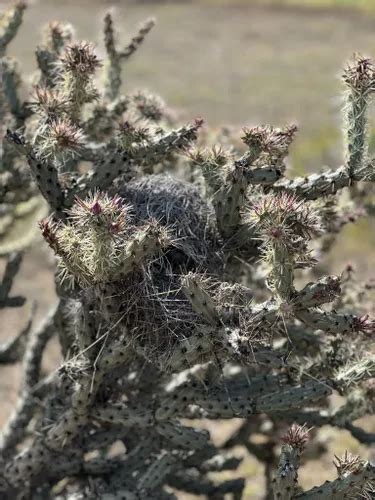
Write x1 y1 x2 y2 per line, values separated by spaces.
68 120 202 205
118 18 155 61
39 362 107 453
103 489 176 500
132 119 203 166
83 96 129 142
58 42 101 122
156 421 209 450
164 331 214 372
274 403 375 445
95 338 134 373
273 444 300 500
212 145 270 239
342 55 375 178
137 452 177 491
213 164 252 239
344 423 375 445
270 161 375 200
35 46 59 87
21 302 58 390
0 390 36 457
210 125 294 238
166 327 281 373
131 90 168 123
295 309 374 335
181 273 220 325
65 143 132 205
295 458 375 499
0 1 26 57
36 21 73 87
245 164 283 185
0 302 33 363
5 130 65 214
224 372 288 398
75 290 98 357
253 381 331 413
2 444 112 493
270 56 375 200
103 12 155 101
189 146 227 194
2 438 51 489
46 407 89 451
157 371 285 419
0 303 57 456
272 425 310 500
117 436 164 480
102 12 117 97
334 357 375 393
0 57 24 120
3 449 123 495
0 251 24 308
156 378 201 420
167 381 330 419
333 385 373 425
93 402 154 428
248 193 321 302
119 222 171 277
284 325 322 355
291 275 341 308
80 455 124 476
81 426 129 452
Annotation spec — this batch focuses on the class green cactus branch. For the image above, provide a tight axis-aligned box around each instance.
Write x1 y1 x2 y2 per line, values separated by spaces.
0 1 25 57
103 12 155 101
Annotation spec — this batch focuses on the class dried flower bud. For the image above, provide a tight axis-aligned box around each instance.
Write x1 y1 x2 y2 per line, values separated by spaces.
249 192 321 247
91 201 102 215
241 124 297 156
30 86 69 118
333 451 364 477
47 119 84 158
281 423 311 453
132 91 165 122
71 192 129 234
60 42 101 76
39 217 60 254
352 314 374 335
343 55 375 94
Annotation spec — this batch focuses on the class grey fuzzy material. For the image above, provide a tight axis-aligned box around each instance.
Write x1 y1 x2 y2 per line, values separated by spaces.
117 174 220 271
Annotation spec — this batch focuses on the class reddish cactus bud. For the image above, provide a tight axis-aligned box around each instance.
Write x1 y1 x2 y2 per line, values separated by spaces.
281 423 311 453
333 451 364 477
343 55 375 93
60 42 101 76
39 217 60 254
91 200 102 215
352 314 374 335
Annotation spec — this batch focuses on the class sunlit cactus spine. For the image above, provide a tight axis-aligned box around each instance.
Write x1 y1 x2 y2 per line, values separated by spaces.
0 2 374 500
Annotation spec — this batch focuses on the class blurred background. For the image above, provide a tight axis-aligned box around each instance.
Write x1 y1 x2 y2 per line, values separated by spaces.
1 1 374 498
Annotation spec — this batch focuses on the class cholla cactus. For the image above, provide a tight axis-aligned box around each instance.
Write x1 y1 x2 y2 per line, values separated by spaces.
0 2 374 500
